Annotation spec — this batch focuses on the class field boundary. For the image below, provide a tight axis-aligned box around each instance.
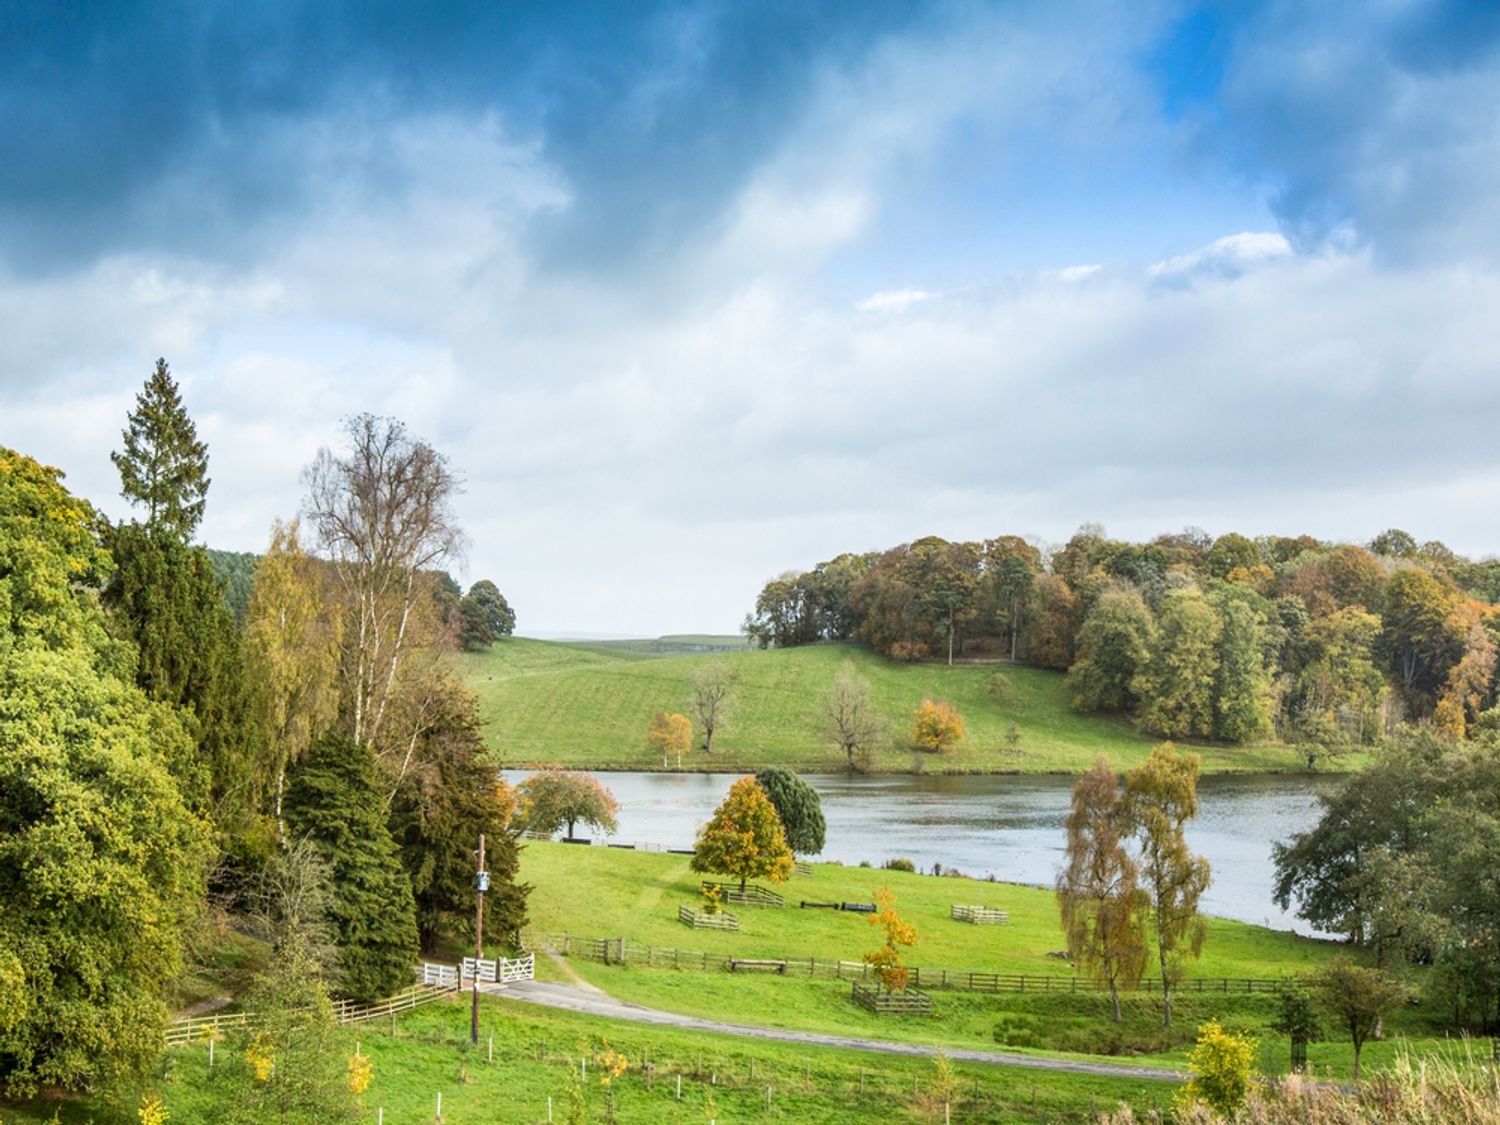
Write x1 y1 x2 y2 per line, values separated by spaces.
165 982 456 1046
519 930 1284 995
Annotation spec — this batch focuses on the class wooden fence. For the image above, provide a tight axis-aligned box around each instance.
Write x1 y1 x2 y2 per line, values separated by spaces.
950 905 1009 925
701 881 784 908
678 905 741 931
519 930 1284 996
164 983 452 1046
851 981 933 1015
793 861 813 877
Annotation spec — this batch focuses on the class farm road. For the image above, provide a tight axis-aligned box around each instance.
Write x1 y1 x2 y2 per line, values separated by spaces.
484 979 1185 1083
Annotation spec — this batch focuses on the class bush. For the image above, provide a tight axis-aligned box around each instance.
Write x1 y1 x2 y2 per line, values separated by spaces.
883 857 916 873
1177 1020 1257 1118
988 673 1014 700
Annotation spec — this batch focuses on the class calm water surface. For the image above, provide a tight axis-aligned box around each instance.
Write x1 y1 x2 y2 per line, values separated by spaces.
503 770 1336 935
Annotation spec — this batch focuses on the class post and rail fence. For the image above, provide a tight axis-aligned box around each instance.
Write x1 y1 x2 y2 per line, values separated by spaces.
519 929 1285 997
164 955 534 1047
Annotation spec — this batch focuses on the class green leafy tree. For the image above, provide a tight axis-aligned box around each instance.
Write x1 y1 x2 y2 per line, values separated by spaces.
284 734 419 1002
1057 759 1148 1021
754 767 826 855
465 579 515 636
518 769 621 839
455 594 497 650
1068 586 1155 714
0 648 213 1098
1381 567 1461 716
0 447 212 1098
1313 956 1410 1079
1133 590 1221 739
110 358 210 542
1123 744 1212 1027
691 776 794 892
1210 591 1275 743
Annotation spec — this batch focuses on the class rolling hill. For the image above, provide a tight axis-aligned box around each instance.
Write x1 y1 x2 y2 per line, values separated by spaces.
458 638 1305 773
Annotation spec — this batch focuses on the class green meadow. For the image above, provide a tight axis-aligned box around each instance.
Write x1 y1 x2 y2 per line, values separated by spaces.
517 843 1451 1081
461 639 1310 774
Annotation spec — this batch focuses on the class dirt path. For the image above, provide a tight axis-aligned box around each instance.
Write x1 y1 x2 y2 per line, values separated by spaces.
483 979 1184 1083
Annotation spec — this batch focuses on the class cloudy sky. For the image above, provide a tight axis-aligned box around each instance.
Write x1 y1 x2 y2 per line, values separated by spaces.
2 1 1498 635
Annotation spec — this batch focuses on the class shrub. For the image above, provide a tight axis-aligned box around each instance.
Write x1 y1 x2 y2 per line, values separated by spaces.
883 857 916 873
1176 1020 1257 1118
988 673 1014 700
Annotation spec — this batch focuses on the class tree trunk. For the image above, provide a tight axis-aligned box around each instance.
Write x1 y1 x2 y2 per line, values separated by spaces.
274 766 287 848
1160 940 1173 1028
947 613 955 667
1110 982 1122 1022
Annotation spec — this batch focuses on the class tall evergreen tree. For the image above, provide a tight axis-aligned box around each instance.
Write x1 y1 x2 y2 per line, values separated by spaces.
285 734 418 1002
110 358 210 542
754 767 826 855
389 685 529 954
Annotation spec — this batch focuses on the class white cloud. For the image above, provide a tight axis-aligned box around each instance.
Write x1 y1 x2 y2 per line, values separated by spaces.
855 287 939 312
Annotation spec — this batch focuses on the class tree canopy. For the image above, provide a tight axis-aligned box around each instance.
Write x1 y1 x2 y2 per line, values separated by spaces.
753 767 826 855
518 769 620 839
691 776 794 891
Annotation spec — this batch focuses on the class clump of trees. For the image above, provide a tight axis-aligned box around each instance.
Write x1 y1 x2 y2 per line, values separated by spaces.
1056 746 1211 1024
747 524 1500 750
1274 727 1500 1032
0 363 533 1097
691 776 793 891
646 711 693 767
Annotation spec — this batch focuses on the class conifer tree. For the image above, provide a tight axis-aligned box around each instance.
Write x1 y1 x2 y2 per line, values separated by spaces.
285 734 418 1002
753 767 826 855
111 358 210 542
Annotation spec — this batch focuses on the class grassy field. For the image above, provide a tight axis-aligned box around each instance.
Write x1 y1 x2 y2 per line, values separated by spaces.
516 843 1451 1082
5 994 1156 1124
461 639 1309 774
518 843 1331 979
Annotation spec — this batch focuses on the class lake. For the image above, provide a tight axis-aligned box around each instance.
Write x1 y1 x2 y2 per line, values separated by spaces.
503 770 1336 936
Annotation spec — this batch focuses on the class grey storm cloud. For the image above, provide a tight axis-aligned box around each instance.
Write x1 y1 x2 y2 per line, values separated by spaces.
1209 0 1500 264
0 0 925 276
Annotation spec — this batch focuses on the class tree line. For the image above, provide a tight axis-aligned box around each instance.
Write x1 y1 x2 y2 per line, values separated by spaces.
0 359 527 1101
746 526 1499 749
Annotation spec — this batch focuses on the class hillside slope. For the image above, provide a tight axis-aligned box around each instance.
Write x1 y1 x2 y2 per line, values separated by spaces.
459 639 1303 773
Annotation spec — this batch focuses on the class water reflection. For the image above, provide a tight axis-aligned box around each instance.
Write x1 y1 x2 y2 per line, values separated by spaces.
503 770 1336 935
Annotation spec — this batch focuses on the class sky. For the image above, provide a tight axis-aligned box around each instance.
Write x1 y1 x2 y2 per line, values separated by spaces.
2 1 1498 636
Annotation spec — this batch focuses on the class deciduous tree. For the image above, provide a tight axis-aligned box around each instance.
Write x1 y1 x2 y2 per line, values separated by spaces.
754 767 826 855
691 776 793 892
863 887 919 993
465 579 515 637
1123 744 1212 1027
1133 591 1221 739
912 697 964 753
822 663 883 771
245 519 341 845
518 769 620 839
302 414 464 748
646 710 693 767
1057 760 1147 1021
1068 586 1155 714
688 661 736 753
1312 957 1409 1079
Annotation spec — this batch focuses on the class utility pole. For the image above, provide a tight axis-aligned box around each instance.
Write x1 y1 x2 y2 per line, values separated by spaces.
472 833 487 1045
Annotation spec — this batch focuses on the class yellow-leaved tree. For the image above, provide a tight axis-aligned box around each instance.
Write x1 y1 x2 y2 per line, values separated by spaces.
690 777 793 892
864 887 918 993
645 711 693 768
912 698 964 753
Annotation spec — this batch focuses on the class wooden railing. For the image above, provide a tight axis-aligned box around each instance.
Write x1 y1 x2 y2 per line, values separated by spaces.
851 980 932 1014
700 881 784 908
519 930 1285 996
678 905 741 931
950 905 1009 925
164 983 452 1047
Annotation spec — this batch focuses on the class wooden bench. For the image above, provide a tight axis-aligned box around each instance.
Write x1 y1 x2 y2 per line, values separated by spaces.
729 959 788 975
